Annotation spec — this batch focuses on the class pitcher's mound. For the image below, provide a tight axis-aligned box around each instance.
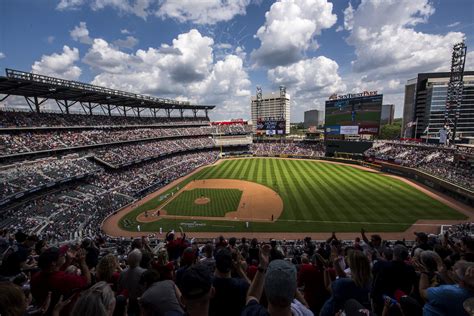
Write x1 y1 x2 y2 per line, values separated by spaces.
194 197 210 205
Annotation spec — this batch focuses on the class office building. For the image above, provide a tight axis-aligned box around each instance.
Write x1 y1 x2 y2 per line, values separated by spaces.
251 90 290 134
304 109 324 128
402 72 474 139
381 104 395 125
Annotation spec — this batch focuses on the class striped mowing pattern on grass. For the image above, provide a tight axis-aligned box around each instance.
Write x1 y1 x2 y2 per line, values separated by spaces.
120 158 466 233
164 188 242 217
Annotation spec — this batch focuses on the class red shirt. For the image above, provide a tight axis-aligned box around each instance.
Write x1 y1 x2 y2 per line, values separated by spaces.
246 265 258 280
31 270 88 315
152 261 174 281
298 264 333 312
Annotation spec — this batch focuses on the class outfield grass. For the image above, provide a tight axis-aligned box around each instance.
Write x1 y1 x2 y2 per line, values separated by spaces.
164 188 242 217
119 158 466 233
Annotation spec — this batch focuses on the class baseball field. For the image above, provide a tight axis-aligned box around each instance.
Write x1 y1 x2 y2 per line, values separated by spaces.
103 158 470 237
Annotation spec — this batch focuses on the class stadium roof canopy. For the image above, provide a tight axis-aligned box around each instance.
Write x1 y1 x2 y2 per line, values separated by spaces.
0 69 215 117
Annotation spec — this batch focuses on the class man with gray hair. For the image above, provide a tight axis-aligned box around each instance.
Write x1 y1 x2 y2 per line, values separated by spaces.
118 249 146 316
422 260 474 316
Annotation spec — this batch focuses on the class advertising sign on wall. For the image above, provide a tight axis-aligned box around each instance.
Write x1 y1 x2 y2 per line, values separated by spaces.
325 125 341 135
340 125 359 135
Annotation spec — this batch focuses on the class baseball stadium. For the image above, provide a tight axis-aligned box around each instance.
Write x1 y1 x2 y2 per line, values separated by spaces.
0 69 471 243
3 1 474 315
0 67 473 316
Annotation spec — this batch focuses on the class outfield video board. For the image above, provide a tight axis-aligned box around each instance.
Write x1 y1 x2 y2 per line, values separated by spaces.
325 94 383 135
256 118 286 135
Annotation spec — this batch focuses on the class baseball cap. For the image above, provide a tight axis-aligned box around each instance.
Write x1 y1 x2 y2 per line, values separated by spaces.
180 264 212 300
215 248 232 273
264 259 297 306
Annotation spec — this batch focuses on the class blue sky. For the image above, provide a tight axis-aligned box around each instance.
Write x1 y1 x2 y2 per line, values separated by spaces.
0 0 473 121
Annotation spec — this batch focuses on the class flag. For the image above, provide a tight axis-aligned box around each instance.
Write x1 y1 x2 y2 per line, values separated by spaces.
406 121 416 127
423 126 429 134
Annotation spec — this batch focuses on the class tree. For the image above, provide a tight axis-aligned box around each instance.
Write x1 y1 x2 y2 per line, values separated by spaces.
378 119 402 139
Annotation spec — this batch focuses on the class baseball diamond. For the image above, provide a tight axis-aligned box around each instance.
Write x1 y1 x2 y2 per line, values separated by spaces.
164 188 243 217
109 158 468 235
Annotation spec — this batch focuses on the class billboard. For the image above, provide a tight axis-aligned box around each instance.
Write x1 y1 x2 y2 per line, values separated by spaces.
325 94 383 135
325 125 340 135
256 118 286 135
340 125 359 135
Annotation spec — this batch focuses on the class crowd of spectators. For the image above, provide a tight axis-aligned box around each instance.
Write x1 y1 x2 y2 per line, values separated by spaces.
0 157 100 202
0 127 215 155
0 223 472 316
0 150 220 241
251 142 325 157
95 137 216 166
92 151 219 198
212 124 253 135
0 110 209 128
365 141 473 190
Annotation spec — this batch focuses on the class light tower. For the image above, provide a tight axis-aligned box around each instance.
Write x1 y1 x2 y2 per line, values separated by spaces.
256 86 263 121
444 41 467 142
279 85 286 121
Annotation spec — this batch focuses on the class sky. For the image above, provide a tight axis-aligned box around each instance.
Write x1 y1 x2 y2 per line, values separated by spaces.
0 0 473 122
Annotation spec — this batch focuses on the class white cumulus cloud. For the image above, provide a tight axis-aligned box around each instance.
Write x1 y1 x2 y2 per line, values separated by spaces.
156 0 250 25
113 35 139 49
91 0 153 19
0 52 5 59
83 38 134 73
57 0 153 19
268 56 345 117
31 46 82 80
340 0 467 117
86 29 250 119
346 0 462 77
251 0 337 68
70 22 93 44
56 0 84 10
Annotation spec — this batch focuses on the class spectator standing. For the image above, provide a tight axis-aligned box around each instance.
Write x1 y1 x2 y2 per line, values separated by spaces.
139 270 184 316
171 264 215 316
199 243 216 273
31 247 91 316
320 250 372 316
241 244 313 316
372 245 417 315
210 248 250 316
70 281 115 316
118 249 145 316
298 254 331 315
421 261 474 316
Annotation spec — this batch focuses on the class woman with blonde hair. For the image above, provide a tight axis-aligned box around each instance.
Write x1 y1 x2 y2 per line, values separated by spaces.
152 247 175 281
96 254 121 291
71 281 116 316
320 249 372 316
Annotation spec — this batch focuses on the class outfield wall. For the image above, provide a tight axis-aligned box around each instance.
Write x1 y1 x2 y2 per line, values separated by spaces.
377 162 474 207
